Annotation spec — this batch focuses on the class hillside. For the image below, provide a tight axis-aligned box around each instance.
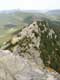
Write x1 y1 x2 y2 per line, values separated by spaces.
0 10 60 47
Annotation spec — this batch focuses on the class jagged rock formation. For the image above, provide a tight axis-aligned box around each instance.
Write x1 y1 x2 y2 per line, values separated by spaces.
1 20 60 73
0 50 60 80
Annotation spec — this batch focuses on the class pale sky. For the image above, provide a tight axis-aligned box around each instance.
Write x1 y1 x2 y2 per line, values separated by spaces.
0 0 60 10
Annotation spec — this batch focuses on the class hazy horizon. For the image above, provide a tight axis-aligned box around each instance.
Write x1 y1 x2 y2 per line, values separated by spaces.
0 0 60 11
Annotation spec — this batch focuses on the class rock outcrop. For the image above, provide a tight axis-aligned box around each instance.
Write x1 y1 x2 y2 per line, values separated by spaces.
0 50 60 80
1 20 60 73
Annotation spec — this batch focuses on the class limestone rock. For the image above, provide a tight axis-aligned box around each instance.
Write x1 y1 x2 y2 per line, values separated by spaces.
0 50 60 80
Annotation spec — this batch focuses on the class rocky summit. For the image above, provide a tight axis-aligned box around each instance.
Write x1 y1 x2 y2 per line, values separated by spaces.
0 20 60 80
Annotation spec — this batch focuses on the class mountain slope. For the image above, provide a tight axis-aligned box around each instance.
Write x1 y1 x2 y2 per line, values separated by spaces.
1 20 60 73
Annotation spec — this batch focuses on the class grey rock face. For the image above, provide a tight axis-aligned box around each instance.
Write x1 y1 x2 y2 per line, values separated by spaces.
0 50 60 80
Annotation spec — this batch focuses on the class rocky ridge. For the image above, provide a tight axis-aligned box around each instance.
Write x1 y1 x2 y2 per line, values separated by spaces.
0 20 60 80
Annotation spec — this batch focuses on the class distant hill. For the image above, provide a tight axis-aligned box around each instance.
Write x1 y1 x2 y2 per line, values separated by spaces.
46 9 60 16
0 10 45 27
0 9 60 28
